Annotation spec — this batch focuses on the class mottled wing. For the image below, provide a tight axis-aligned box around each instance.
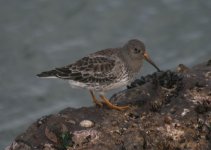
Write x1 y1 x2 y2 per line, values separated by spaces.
38 56 117 84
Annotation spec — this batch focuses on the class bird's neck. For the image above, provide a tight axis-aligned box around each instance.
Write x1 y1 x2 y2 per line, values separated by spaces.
120 51 144 74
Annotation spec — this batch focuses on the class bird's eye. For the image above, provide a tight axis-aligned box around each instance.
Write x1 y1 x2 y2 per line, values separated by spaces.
134 48 140 53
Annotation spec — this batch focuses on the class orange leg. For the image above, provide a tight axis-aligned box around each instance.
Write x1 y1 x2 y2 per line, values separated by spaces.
99 95 130 111
89 90 103 107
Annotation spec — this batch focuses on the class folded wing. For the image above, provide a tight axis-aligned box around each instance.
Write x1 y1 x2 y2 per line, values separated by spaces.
37 56 117 84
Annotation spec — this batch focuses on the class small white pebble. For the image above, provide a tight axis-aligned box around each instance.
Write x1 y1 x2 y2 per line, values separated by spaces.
80 120 94 128
181 108 190 116
66 119 76 124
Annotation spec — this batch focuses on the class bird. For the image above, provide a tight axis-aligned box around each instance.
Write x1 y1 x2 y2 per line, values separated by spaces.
37 39 160 111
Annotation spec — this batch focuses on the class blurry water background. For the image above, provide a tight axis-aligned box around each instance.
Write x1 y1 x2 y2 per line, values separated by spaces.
1 0 211 148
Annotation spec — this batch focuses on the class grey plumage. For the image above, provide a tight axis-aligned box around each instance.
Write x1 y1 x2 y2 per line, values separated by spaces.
37 39 159 92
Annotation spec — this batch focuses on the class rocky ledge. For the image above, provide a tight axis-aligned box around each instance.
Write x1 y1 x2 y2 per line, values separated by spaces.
6 60 211 150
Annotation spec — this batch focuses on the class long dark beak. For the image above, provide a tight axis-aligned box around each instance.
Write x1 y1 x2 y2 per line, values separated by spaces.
144 51 161 71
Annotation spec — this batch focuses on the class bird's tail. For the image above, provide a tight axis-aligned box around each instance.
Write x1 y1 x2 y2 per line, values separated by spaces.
37 70 57 78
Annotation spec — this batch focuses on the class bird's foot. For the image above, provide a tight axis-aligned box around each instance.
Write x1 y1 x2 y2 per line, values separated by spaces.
100 95 130 111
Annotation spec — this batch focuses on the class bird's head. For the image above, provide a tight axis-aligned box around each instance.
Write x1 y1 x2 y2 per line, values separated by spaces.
123 39 160 71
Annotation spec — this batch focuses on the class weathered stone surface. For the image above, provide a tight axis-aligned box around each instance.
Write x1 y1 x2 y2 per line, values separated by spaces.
6 60 211 150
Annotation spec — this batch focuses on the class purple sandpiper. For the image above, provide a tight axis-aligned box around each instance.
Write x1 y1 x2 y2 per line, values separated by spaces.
37 39 160 110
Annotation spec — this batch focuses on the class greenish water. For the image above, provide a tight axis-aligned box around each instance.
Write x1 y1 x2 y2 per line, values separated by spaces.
1 0 211 149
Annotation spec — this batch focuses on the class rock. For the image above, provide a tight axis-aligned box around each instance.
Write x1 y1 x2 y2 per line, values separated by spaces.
207 59 211 66
6 61 211 150
176 64 190 73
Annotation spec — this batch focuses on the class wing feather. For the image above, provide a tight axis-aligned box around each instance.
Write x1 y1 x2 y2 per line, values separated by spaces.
38 55 118 84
